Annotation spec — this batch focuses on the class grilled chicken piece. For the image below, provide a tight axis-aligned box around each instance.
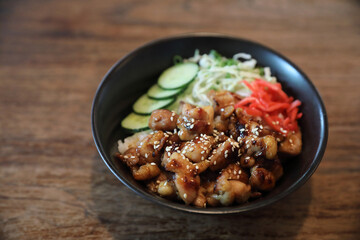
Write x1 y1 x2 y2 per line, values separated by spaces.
249 166 276 191
262 135 278 160
193 186 207 208
137 130 168 163
279 130 302 156
117 148 159 181
177 102 214 141
256 157 284 181
116 148 139 167
181 135 215 163
239 155 256 168
131 163 161 181
149 109 178 131
209 90 236 114
214 115 229 132
209 138 239 171
212 164 251 206
163 152 200 204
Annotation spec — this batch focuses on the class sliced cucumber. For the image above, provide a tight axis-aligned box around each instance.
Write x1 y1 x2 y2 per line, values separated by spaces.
133 94 175 115
147 84 183 100
121 112 150 132
158 62 199 89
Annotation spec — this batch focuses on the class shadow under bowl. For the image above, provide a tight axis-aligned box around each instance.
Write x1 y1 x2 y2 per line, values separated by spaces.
91 33 328 214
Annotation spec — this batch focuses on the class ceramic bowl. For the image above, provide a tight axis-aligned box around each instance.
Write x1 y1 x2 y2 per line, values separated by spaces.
91 34 328 214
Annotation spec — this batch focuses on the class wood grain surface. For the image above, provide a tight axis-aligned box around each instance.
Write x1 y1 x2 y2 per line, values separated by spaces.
1 0 359 239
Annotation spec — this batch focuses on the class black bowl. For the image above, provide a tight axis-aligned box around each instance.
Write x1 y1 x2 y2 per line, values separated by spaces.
91 33 328 214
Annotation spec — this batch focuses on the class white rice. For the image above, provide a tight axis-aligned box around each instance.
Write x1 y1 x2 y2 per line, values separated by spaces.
117 130 150 154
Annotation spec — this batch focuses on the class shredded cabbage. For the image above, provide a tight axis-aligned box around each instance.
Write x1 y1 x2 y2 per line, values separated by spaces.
168 50 277 110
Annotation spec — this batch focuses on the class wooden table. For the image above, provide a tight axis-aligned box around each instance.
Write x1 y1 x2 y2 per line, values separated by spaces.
1 0 359 239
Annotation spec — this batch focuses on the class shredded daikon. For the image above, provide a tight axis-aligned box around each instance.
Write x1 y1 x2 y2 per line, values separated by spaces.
169 50 277 109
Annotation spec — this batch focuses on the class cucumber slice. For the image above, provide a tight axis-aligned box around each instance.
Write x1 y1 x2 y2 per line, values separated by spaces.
147 84 183 100
133 94 175 115
158 62 199 89
121 112 150 132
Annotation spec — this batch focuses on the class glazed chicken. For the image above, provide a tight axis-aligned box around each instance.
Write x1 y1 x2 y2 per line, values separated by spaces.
211 163 251 206
116 90 302 207
177 102 214 141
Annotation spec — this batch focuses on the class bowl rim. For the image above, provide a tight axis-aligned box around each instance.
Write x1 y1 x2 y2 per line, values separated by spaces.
91 32 328 214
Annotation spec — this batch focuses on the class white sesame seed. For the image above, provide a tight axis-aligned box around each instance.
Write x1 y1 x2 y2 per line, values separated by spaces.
214 161 217 165
183 193 187 199
130 156 135 159
150 162 156 165
145 153 148 158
